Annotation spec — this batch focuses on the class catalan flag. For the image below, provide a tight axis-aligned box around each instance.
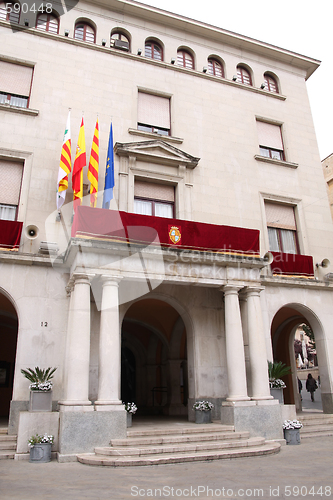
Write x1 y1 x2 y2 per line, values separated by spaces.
57 110 71 210
72 117 86 211
87 119 99 207
102 122 114 209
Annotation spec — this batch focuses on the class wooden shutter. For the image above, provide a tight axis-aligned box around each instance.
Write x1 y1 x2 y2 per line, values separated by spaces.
0 61 33 97
0 160 24 205
135 181 174 202
138 92 170 129
257 121 283 150
265 202 296 230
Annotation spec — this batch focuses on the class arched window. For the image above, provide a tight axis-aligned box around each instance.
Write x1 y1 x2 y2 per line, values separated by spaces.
236 65 252 85
74 22 95 43
177 49 194 69
263 73 279 93
145 40 163 61
208 58 224 77
0 2 20 24
111 31 130 51
36 13 59 34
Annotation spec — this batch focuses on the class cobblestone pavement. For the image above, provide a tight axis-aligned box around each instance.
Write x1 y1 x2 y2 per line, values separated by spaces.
0 435 332 500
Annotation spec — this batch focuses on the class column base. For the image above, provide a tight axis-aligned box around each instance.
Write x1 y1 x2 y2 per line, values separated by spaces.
58 409 126 455
221 400 283 440
58 400 94 412
225 397 252 403
94 401 125 411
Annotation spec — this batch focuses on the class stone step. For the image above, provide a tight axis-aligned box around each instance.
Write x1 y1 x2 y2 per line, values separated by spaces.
301 430 333 439
111 430 249 447
0 442 16 450
77 441 281 467
95 436 265 457
0 434 17 442
301 424 333 434
301 417 333 426
0 451 15 460
127 423 234 437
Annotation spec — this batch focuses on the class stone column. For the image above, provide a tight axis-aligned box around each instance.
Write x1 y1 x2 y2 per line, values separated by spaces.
95 276 124 410
59 274 93 410
246 287 272 400
223 285 250 401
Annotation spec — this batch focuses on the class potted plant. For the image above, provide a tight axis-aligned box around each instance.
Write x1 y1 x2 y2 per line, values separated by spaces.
28 433 54 462
268 361 291 403
283 419 302 445
21 367 57 412
192 400 214 424
124 402 137 427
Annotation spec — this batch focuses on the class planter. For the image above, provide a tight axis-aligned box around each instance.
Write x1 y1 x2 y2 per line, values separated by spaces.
29 390 52 412
283 428 301 445
29 443 52 462
127 412 132 427
195 409 212 424
270 388 284 404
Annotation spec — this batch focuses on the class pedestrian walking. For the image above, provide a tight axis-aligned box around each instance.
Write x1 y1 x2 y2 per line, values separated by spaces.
298 377 303 401
306 373 317 402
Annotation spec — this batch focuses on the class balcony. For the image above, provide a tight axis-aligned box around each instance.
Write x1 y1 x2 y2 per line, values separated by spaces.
270 252 314 277
0 219 23 251
71 206 260 258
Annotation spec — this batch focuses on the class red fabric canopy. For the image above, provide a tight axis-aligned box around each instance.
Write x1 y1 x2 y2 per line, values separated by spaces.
271 252 314 277
0 220 23 251
72 206 260 256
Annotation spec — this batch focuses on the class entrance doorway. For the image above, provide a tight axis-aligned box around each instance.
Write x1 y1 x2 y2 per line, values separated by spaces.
271 305 322 410
121 298 188 416
0 292 18 419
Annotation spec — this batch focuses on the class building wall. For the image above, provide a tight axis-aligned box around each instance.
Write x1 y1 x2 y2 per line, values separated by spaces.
322 153 333 221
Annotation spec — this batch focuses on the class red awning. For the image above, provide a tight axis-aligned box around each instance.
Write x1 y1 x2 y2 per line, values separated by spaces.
271 252 314 277
0 220 23 251
71 206 260 257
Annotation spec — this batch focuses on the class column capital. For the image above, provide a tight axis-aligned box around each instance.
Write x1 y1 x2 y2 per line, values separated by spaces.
221 283 243 295
244 286 265 297
100 274 123 286
72 272 95 285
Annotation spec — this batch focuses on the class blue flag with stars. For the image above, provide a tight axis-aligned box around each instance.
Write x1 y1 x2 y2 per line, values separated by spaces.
102 122 114 209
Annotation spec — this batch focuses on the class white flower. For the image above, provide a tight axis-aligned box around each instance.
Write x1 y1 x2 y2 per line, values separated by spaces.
123 402 137 414
282 419 303 430
269 379 286 389
193 400 214 411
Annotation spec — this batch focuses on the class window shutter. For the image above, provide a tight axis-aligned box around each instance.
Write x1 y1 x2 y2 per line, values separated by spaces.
0 61 33 97
138 92 170 129
257 121 283 150
0 160 24 205
135 181 174 202
265 202 296 230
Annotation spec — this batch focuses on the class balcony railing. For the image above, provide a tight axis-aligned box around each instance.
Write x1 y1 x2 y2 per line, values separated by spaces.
270 252 314 277
71 206 260 257
0 219 23 251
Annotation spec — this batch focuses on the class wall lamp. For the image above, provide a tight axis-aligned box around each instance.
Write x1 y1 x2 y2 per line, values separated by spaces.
316 258 330 268
260 83 266 89
232 75 237 81
64 29 70 36
203 66 208 73
137 48 142 55
171 58 176 64
102 39 107 46
24 19 29 26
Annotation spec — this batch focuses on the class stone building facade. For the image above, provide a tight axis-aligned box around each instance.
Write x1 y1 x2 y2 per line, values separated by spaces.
322 153 333 221
1 0 333 459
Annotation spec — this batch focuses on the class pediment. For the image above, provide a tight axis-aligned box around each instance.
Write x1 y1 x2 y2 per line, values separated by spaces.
114 140 200 169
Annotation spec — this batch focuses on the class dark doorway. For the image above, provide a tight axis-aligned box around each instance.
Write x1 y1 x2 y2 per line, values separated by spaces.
121 347 136 404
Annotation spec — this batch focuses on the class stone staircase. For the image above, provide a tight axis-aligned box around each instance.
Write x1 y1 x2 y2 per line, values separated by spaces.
300 413 333 439
77 423 281 466
0 428 17 460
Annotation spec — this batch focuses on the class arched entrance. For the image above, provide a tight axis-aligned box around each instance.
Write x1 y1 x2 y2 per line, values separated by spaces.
121 298 188 416
0 291 18 420
271 304 327 411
